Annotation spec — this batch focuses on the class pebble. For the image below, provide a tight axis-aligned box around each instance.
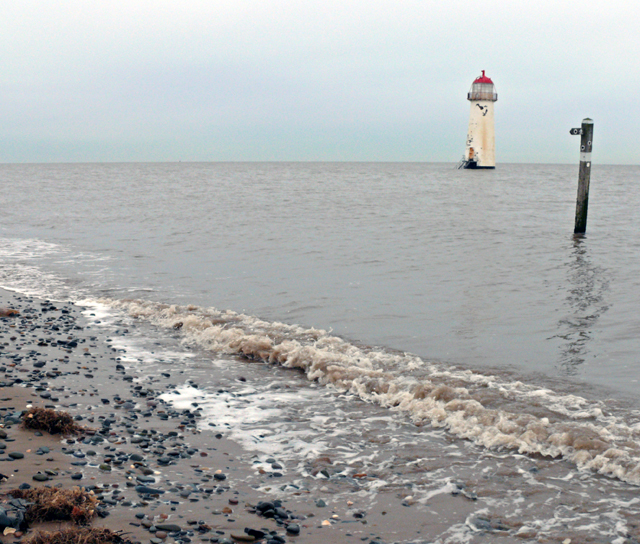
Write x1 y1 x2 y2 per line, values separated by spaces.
230 534 255 542
155 524 181 532
8 452 24 460
32 473 49 482
135 485 165 495
286 523 300 535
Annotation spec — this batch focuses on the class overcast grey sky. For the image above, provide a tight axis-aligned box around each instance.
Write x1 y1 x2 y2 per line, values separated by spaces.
1 1 638 164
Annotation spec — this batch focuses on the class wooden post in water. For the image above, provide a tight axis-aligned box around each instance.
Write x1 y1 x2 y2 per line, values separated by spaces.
572 118 594 234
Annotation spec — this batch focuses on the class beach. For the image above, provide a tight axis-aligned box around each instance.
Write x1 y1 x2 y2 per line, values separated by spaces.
0 288 493 544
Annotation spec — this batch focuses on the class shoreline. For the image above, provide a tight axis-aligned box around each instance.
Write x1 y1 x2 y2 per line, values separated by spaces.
0 288 473 544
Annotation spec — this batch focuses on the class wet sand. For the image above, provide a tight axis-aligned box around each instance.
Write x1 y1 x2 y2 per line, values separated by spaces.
0 289 492 544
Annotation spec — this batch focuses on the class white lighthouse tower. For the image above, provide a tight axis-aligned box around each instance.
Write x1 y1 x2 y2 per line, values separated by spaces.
460 70 497 169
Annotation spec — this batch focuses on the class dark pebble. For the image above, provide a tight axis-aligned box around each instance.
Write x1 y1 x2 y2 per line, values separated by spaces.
245 529 266 539
286 523 300 535
135 485 165 495
155 524 181 532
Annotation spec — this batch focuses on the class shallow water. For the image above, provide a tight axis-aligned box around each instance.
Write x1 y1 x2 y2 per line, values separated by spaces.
2 161 640 542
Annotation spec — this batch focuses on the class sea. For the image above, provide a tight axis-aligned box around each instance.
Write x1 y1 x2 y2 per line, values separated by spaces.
2 161 640 542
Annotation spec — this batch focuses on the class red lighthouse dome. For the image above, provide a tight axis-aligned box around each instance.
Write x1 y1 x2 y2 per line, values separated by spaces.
473 70 494 84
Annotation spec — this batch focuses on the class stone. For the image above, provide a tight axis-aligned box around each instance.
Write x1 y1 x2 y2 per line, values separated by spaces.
154 524 181 532
135 485 165 495
286 523 300 535
230 533 255 542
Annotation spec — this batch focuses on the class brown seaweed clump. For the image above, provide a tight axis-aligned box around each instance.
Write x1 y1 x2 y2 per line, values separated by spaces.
25 528 133 544
21 408 84 435
8 487 98 525
0 308 20 317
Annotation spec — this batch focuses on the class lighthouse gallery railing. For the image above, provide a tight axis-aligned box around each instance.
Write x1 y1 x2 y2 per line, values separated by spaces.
467 91 498 101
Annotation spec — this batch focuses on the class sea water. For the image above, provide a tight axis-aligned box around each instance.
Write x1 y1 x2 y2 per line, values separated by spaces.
2 162 640 542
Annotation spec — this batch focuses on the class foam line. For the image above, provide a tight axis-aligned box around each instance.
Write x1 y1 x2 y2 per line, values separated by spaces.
98 298 640 485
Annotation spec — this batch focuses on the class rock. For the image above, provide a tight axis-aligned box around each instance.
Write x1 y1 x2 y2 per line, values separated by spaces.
473 517 493 531
154 524 181 532
32 473 49 482
8 452 24 460
286 523 300 535
155 531 168 539
214 473 227 481
135 486 165 495
244 529 266 540
256 502 275 513
316 499 326 507
71 473 83 480
230 534 255 542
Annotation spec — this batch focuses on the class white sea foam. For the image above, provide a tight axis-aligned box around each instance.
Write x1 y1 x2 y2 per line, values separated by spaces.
95 297 640 486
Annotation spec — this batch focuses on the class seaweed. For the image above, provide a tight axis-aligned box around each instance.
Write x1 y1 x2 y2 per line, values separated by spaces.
25 528 133 544
8 487 98 525
21 408 84 435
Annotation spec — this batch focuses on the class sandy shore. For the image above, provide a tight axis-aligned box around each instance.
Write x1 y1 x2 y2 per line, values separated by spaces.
0 288 497 544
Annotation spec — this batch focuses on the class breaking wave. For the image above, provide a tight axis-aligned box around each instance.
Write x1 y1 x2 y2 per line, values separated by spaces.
97 297 640 485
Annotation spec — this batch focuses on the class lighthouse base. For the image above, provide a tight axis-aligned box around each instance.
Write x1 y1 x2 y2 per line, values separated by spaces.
458 159 495 170
465 163 495 169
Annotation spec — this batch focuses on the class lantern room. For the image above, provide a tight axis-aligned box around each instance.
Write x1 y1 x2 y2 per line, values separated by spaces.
467 71 498 102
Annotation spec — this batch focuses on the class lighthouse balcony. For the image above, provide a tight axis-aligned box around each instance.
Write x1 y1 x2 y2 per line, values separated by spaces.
467 91 498 101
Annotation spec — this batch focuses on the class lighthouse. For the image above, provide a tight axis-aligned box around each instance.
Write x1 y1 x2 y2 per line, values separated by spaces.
460 70 497 169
